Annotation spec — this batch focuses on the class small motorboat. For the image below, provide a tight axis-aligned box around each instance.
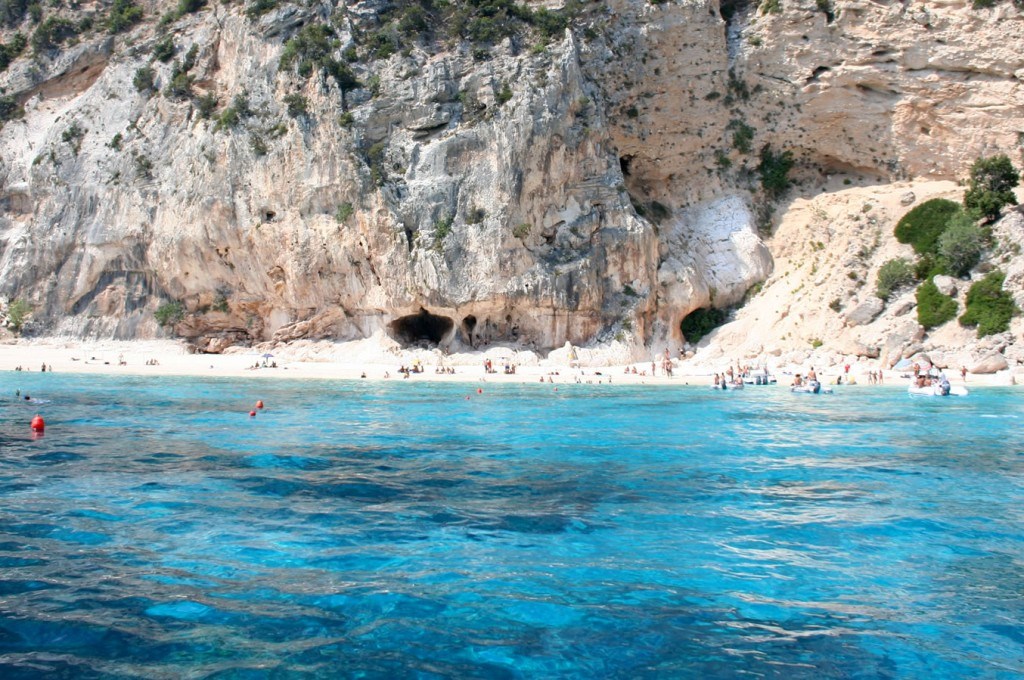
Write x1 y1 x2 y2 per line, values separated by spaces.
742 369 776 385
790 380 833 394
908 383 968 397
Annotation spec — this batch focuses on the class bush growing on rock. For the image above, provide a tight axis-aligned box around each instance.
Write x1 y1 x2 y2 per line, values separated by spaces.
6 298 30 333
31 16 78 53
280 24 358 89
334 202 353 223
894 198 960 255
152 36 175 62
728 119 754 154
283 93 308 118
107 0 143 34
936 212 985 277
916 280 957 329
0 94 24 128
133 66 154 92
959 270 1018 337
757 144 793 200
875 257 915 300
914 252 949 280
245 0 278 20
0 32 26 71
963 154 1020 223
155 301 184 326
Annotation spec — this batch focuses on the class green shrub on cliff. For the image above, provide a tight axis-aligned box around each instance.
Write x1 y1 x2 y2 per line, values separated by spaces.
31 15 77 52
916 280 957 329
0 94 24 128
963 154 1020 222
152 36 175 62
280 24 358 89
0 32 26 71
875 257 914 300
283 93 308 117
758 144 794 199
107 0 143 34
155 301 184 326
894 198 960 255
959 270 1018 337
133 66 154 92
6 298 30 333
936 212 985 277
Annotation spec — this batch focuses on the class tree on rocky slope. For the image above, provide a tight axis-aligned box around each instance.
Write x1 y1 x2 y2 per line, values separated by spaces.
936 212 985 278
964 154 1020 223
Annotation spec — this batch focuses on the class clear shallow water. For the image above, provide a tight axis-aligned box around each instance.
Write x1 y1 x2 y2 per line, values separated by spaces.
0 374 1022 679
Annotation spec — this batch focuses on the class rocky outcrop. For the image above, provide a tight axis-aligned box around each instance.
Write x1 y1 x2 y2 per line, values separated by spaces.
845 298 883 326
0 0 1021 358
972 351 1009 374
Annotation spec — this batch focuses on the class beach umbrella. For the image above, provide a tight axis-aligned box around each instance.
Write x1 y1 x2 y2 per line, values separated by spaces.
262 353 274 359
892 358 913 371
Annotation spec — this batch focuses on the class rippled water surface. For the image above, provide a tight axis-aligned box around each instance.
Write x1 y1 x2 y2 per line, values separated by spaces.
1 374 1022 678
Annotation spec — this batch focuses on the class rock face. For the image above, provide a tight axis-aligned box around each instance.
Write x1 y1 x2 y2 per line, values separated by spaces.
0 0 1022 355
972 351 1009 374
845 298 883 327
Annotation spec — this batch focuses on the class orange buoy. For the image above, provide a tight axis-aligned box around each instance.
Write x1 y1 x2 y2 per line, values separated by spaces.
249 410 257 417
255 400 264 409
30 415 44 432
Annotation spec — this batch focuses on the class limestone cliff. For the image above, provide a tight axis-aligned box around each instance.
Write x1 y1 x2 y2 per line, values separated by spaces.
0 0 1021 358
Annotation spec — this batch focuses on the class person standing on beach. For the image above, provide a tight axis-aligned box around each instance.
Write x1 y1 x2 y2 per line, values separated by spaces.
961 366 967 382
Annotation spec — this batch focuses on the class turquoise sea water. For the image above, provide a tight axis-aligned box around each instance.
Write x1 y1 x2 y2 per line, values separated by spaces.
0 373 1022 678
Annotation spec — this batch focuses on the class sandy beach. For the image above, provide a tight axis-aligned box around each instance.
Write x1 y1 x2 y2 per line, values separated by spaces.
0 335 1007 389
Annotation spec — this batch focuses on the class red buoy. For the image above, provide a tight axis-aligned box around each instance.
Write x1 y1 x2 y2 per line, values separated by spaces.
249 410 257 417
255 400 264 409
30 415 44 432
477 388 483 394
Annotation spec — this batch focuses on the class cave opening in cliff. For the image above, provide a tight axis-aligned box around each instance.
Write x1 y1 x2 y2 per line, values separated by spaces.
388 308 454 347
462 315 477 345
619 155 633 177
680 307 726 345
719 0 750 22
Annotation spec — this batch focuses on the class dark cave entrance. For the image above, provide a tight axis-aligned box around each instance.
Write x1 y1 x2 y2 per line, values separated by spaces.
462 315 477 345
680 307 726 345
388 308 454 347
718 0 751 22
619 155 633 177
